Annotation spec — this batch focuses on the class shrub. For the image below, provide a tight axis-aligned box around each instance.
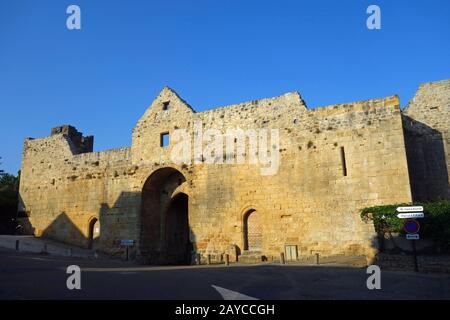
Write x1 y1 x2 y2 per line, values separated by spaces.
360 201 450 252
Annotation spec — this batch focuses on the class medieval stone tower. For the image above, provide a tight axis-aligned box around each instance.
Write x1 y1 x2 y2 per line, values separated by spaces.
17 79 450 264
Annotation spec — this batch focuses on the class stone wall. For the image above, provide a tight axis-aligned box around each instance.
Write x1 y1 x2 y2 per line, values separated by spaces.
402 79 450 201
18 134 137 250
375 253 450 273
18 83 424 264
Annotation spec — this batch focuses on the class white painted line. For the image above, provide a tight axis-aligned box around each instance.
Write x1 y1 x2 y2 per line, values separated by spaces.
211 285 258 300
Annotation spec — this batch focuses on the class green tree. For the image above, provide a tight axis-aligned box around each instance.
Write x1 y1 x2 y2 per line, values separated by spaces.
0 157 19 234
361 201 450 253
0 156 5 176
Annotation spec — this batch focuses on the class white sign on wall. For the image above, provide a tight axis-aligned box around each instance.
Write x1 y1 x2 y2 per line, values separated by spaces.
397 212 424 219
396 206 424 213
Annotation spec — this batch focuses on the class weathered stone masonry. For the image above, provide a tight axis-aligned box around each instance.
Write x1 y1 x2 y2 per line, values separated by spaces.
17 79 450 264
403 80 450 201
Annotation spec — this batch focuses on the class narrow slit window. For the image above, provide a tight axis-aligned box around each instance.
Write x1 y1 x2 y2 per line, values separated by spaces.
162 101 170 111
160 132 169 147
340 146 347 176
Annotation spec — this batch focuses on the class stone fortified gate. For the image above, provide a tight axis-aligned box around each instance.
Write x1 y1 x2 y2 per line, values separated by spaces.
18 79 450 264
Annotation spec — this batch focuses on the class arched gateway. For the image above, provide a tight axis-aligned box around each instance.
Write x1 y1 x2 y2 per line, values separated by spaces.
87 217 99 249
140 167 192 265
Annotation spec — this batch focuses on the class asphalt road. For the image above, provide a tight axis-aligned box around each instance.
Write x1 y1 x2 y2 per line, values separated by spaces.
1 248 449 300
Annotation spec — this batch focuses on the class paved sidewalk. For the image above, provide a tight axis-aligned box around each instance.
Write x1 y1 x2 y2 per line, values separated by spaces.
0 235 102 259
0 235 368 267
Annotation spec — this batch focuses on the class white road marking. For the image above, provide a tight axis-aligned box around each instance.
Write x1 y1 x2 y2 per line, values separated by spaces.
211 285 258 300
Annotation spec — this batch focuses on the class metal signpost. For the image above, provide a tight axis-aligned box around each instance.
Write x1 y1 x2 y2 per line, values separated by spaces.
120 239 135 261
396 206 424 272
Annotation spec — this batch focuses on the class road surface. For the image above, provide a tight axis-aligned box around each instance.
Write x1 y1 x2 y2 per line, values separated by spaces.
0 248 449 299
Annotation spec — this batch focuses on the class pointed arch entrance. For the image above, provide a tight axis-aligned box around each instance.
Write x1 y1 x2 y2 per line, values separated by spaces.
243 209 262 251
87 217 99 249
140 167 192 264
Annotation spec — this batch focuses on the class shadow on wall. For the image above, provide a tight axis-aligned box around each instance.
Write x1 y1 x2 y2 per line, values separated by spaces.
16 193 35 235
41 211 87 248
18 185 200 265
403 116 450 201
26 193 138 255
37 191 143 256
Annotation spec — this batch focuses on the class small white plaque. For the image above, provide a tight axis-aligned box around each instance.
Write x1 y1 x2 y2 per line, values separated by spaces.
406 234 419 240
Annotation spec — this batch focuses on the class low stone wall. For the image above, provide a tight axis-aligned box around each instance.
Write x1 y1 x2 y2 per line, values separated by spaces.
375 253 450 273
380 233 436 253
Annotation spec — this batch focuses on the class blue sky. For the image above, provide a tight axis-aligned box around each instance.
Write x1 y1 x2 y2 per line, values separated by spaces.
1 0 449 174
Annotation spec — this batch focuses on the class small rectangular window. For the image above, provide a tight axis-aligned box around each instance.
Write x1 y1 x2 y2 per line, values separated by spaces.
162 101 170 111
160 132 169 147
340 146 347 176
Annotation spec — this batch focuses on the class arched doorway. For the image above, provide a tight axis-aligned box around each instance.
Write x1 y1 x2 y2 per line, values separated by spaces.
243 209 262 251
140 167 191 264
87 217 99 249
165 193 191 264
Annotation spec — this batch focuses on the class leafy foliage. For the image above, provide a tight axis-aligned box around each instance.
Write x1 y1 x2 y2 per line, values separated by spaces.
0 167 20 234
361 201 450 252
0 156 4 176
